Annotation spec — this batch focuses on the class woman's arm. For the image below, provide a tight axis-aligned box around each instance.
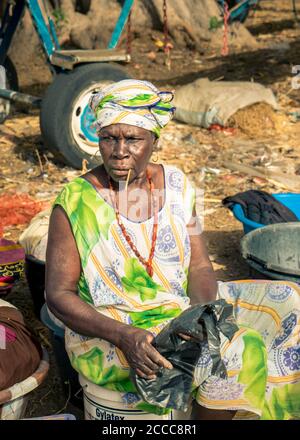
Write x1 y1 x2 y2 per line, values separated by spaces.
46 206 172 378
186 208 218 304
46 206 121 340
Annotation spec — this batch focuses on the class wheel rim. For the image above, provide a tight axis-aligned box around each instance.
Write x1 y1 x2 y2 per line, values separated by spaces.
71 81 112 157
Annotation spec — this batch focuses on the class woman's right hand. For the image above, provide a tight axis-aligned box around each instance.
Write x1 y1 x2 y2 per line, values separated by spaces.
118 326 173 380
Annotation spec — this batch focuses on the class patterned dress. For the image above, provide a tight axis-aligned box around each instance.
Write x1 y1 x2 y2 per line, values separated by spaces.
53 165 300 419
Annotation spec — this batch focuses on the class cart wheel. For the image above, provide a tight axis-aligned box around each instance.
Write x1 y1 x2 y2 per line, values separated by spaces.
0 56 19 124
40 63 130 169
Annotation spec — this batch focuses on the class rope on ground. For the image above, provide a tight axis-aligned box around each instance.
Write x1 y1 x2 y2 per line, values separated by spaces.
222 1 230 56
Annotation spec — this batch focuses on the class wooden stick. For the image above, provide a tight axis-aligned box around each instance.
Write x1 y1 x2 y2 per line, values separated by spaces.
125 169 131 190
223 161 300 191
35 149 44 174
204 198 222 203
43 153 51 167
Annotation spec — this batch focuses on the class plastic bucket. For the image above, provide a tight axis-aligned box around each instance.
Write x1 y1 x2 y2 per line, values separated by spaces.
79 376 190 420
0 348 49 420
0 394 29 420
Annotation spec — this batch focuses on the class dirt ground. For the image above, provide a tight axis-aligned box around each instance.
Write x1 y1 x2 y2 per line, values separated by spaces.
2 0 300 418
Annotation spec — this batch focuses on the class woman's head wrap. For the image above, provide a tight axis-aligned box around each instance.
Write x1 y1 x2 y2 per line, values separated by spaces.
89 79 176 137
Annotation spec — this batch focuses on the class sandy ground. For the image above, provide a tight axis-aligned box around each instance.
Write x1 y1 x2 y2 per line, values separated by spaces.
1 0 300 418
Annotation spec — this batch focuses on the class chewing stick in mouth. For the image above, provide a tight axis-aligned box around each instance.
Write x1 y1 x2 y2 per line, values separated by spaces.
125 169 131 190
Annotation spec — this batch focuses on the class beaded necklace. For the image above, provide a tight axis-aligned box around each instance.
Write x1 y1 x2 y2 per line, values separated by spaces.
109 169 158 277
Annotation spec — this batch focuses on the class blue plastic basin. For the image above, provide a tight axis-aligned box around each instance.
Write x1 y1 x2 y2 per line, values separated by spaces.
232 193 300 234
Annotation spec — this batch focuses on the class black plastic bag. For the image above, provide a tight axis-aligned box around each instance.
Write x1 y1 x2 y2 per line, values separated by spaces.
131 299 239 411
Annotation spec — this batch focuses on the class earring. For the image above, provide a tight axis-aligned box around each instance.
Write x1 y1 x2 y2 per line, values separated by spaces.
91 149 102 162
152 151 159 163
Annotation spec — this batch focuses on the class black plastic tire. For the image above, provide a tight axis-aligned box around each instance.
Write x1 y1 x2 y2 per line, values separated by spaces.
0 56 19 123
40 63 130 169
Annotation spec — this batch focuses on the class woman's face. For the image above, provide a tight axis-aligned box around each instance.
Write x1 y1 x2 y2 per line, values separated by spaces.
98 123 157 182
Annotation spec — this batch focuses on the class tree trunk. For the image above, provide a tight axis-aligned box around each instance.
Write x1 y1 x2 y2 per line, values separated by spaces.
8 8 52 88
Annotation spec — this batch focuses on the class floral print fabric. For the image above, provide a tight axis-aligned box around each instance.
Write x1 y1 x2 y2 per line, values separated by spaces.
53 166 300 419
196 280 300 420
89 79 176 137
54 165 194 404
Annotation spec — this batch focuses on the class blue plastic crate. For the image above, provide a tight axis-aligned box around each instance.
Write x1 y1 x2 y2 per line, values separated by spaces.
232 193 300 234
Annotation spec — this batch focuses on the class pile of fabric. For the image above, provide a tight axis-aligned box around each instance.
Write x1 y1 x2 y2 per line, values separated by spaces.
0 299 42 391
223 190 299 225
0 238 25 297
18 209 50 263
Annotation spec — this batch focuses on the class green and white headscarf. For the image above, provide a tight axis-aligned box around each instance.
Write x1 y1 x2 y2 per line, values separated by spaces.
89 79 176 137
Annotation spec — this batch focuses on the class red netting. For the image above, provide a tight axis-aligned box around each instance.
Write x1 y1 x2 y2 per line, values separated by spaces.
0 193 45 237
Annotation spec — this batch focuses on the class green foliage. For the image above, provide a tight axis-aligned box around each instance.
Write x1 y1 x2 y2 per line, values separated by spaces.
209 16 222 31
52 8 67 28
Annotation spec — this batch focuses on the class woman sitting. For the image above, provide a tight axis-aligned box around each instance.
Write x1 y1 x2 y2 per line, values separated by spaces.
46 79 300 420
